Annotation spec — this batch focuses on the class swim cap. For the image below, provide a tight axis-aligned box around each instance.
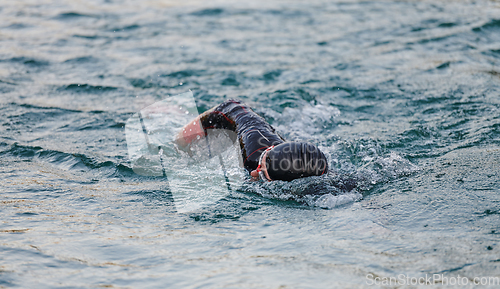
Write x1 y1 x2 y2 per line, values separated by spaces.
265 142 328 181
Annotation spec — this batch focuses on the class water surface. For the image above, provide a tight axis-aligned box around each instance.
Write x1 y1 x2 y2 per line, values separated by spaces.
1 0 500 288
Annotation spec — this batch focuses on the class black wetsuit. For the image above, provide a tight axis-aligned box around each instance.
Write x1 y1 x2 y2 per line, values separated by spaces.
198 100 284 172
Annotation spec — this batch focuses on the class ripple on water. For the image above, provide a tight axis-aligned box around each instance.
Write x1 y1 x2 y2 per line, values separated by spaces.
59 83 118 93
52 12 97 21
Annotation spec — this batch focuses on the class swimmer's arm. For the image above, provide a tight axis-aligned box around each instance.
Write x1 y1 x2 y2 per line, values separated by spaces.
175 101 238 148
175 108 215 148
175 116 203 148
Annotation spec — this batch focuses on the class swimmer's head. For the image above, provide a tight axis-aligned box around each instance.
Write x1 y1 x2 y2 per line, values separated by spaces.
262 142 328 181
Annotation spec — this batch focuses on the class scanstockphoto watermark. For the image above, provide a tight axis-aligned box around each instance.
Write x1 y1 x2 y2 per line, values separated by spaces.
366 274 500 286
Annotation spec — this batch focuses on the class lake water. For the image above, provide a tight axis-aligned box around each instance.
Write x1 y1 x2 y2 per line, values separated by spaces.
1 0 500 288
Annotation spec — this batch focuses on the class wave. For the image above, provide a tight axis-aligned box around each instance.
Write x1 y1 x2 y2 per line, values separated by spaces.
0 142 134 178
58 83 118 93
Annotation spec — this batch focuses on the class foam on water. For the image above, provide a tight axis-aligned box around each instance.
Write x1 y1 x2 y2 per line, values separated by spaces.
241 148 419 209
305 192 363 209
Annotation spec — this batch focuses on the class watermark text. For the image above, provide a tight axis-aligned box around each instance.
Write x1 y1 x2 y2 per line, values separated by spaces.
366 274 499 286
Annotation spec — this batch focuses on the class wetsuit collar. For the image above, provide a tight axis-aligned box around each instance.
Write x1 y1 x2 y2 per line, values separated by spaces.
257 146 274 182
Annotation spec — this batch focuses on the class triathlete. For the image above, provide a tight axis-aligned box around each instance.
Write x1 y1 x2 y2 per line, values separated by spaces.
176 100 328 182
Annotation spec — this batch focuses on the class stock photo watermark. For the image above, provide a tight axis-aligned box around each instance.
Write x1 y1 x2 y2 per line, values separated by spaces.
366 274 500 286
125 91 243 212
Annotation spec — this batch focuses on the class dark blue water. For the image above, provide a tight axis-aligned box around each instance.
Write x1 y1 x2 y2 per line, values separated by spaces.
1 0 500 288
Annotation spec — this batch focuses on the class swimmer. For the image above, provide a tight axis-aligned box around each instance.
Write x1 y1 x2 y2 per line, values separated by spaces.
176 100 328 182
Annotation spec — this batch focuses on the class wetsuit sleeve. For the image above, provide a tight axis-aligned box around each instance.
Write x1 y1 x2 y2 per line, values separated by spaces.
198 103 237 132
203 100 286 171
177 101 238 147
178 99 285 171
